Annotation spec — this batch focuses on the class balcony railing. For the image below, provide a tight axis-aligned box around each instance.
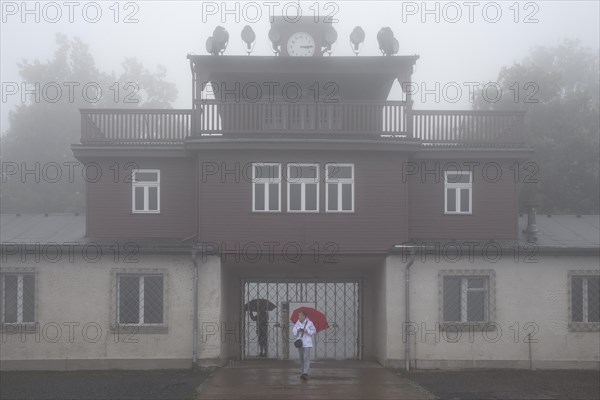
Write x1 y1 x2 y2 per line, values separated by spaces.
411 110 526 145
79 104 526 146
81 109 191 143
194 100 408 134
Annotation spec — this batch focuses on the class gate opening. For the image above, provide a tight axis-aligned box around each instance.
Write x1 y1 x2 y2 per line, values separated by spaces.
241 280 361 360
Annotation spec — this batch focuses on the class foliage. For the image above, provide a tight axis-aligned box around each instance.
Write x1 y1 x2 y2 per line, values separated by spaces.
0 34 177 213
475 40 599 214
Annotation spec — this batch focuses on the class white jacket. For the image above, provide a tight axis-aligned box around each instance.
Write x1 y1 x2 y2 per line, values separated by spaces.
292 319 316 348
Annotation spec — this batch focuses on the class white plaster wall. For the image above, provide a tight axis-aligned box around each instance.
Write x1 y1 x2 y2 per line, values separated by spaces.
0 252 223 369
386 254 600 368
384 255 406 364
2 249 597 369
196 255 223 363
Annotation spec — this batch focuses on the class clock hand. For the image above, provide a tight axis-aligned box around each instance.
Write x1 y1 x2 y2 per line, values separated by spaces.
300 45 314 49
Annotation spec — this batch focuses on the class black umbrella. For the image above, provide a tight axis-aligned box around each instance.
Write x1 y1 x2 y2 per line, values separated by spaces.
244 298 276 312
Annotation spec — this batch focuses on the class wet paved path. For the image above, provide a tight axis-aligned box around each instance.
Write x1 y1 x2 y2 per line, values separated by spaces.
195 360 433 400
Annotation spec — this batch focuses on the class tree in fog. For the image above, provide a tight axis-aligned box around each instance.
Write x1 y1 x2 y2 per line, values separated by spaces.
0 34 177 213
475 39 599 214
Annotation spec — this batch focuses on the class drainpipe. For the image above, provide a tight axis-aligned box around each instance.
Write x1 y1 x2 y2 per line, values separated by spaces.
404 252 415 371
395 245 415 372
192 249 199 369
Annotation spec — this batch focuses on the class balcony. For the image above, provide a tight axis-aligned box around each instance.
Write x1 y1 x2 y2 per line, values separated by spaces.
79 102 526 146
80 109 192 144
193 100 409 135
411 110 526 146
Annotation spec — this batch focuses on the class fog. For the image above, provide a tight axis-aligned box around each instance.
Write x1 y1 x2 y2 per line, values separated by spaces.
1 0 599 132
1 2 600 382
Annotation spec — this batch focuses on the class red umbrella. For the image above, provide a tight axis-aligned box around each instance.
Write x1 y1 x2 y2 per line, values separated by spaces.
290 306 329 333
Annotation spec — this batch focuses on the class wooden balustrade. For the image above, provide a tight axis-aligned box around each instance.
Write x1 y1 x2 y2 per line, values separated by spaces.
80 109 191 143
411 110 526 144
80 104 526 145
193 100 408 134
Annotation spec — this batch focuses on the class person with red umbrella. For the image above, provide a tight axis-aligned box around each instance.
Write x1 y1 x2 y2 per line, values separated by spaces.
292 310 317 380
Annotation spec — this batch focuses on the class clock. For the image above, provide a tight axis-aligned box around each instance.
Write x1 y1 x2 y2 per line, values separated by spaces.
286 32 315 57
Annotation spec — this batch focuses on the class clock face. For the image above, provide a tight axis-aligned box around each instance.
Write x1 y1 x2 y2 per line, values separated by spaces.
286 32 315 56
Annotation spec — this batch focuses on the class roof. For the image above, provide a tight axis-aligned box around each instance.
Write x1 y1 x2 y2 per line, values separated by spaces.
0 214 194 252
186 55 419 101
1 213 85 244
1 214 598 253
517 214 600 249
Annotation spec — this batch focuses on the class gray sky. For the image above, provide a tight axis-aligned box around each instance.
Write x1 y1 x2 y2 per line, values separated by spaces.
1 0 599 134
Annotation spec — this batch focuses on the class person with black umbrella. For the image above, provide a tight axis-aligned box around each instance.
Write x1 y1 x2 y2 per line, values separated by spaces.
244 299 276 358
249 308 269 357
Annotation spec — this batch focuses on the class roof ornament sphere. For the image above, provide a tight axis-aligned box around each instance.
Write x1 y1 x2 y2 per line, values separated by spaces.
268 27 281 55
349 26 365 55
323 26 338 55
241 25 256 55
206 26 229 55
377 27 398 56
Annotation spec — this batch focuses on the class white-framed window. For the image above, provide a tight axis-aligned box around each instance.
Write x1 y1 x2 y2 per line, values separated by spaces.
442 274 491 323
132 169 160 213
444 171 472 214
570 274 600 325
0 272 35 324
117 274 164 325
287 163 319 212
252 163 281 212
326 164 354 212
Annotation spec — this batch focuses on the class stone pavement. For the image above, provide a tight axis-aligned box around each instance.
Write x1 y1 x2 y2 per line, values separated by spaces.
195 360 433 400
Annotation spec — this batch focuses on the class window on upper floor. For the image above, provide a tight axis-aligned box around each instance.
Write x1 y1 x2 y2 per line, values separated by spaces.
326 164 354 212
252 163 281 212
569 271 600 331
444 171 472 214
287 163 319 212
0 270 36 325
132 169 160 213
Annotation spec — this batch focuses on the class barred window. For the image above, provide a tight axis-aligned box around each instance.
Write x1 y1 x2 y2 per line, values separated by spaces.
326 164 354 212
132 169 160 213
252 163 281 212
444 171 472 214
117 274 164 325
443 275 489 323
571 275 600 324
1 273 35 324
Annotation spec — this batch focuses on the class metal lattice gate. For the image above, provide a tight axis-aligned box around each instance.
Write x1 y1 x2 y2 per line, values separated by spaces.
241 280 361 360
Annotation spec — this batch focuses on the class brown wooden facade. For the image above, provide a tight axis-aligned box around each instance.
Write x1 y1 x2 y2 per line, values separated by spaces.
73 53 531 252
